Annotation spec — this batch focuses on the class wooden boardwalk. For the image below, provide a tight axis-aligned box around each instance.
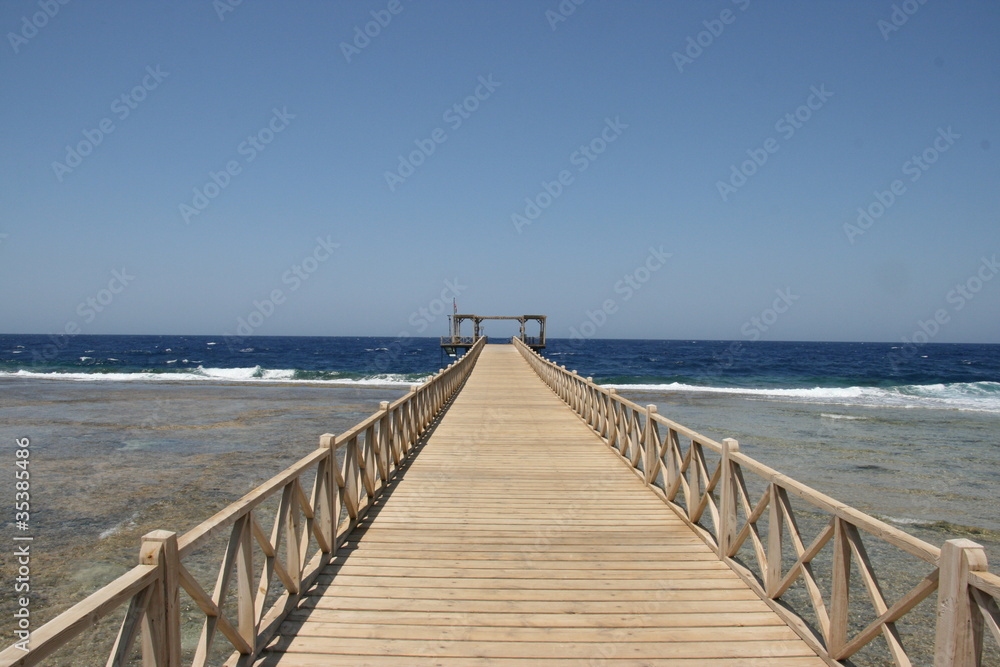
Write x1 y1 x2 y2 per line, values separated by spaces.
255 346 825 666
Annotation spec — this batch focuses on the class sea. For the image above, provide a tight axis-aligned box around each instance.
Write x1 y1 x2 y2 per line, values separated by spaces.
1 334 999 663
1 335 998 409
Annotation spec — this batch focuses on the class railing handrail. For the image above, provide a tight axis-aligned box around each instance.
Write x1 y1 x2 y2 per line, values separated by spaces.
511 336 999 667
0 337 486 667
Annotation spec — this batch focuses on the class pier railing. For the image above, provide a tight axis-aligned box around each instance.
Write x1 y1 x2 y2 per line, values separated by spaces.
0 337 484 667
513 337 1000 667
439 335 476 346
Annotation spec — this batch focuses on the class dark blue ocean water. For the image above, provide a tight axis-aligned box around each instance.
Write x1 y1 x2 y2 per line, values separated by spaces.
2 335 999 412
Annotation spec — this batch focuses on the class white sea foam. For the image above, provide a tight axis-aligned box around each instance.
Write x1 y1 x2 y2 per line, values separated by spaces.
881 515 933 527
99 511 139 539
1 367 424 387
343 374 426 386
260 368 295 380
197 366 261 380
604 381 1000 413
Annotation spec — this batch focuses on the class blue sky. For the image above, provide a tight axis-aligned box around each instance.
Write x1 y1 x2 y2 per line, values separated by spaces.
1 0 998 343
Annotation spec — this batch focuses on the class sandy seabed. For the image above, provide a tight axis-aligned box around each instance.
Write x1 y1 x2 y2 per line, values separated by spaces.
0 379 405 662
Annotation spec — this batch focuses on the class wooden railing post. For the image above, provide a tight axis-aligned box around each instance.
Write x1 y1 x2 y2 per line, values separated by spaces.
343 436 360 520
935 538 989 666
718 438 739 559
570 370 580 414
585 377 595 427
235 515 255 651
829 516 851 658
321 433 339 553
606 389 619 451
318 434 336 552
766 483 784 598
377 402 391 485
664 427 680 499
643 405 657 486
409 385 421 445
139 530 181 667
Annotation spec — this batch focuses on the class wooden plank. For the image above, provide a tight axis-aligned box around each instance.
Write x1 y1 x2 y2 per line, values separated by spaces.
255 656 826 667
278 622 803 643
302 586 763 603
322 555 725 568
298 597 778 615
285 608 785 627
264 636 820 659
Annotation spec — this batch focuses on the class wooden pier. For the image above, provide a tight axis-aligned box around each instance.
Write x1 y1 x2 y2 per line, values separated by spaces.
257 345 821 665
2 337 998 666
